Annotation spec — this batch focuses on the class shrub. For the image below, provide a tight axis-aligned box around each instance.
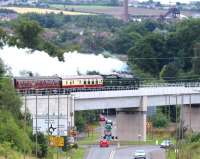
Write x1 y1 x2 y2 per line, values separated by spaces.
190 133 200 143
31 132 48 158
151 112 169 128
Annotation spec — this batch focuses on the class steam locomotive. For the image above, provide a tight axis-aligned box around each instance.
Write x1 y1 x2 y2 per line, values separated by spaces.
13 74 140 94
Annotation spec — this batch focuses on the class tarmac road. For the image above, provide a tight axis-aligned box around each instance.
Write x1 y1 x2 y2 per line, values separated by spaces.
86 146 116 159
86 145 165 159
114 145 165 159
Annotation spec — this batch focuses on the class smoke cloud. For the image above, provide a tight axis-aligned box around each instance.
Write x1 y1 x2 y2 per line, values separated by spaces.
0 46 128 76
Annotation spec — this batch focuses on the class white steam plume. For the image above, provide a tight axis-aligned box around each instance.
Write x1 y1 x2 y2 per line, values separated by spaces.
0 46 128 76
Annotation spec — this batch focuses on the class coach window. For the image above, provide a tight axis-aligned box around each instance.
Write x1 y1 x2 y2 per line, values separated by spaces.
70 81 72 85
66 81 68 85
84 80 86 85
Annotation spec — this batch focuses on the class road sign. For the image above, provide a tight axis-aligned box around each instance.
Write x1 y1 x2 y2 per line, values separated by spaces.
49 136 64 147
33 114 68 136
147 122 152 129
70 129 77 137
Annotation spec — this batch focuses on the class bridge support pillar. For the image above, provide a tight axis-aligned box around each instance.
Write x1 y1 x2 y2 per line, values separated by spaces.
182 105 200 132
116 96 147 141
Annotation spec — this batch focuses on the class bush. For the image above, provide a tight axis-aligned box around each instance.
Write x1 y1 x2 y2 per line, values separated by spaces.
0 142 21 159
31 132 48 158
190 133 200 143
151 112 169 128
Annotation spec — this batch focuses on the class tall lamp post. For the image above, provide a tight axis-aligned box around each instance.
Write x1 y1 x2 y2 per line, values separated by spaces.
175 95 178 159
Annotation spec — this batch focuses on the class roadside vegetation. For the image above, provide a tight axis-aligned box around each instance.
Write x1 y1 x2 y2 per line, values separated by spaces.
167 133 200 159
0 60 34 158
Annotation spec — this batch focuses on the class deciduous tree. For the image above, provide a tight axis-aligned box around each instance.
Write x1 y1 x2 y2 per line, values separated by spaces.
14 19 43 49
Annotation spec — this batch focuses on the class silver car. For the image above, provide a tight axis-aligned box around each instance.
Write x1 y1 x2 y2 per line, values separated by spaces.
160 140 173 148
134 150 146 159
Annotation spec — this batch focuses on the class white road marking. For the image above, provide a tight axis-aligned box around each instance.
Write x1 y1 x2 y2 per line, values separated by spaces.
109 150 116 159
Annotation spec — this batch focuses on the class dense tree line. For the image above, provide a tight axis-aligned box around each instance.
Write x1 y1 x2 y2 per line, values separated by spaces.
21 13 125 53
127 19 200 82
2 13 200 82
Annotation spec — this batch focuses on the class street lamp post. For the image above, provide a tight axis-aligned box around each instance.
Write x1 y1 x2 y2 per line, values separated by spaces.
189 94 192 131
175 94 179 159
35 94 38 158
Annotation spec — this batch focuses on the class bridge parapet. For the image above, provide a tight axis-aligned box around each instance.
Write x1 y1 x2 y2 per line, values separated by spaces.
141 82 200 88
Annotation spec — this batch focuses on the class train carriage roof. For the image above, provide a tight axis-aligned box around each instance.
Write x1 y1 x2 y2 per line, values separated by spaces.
14 76 61 80
62 75 103 80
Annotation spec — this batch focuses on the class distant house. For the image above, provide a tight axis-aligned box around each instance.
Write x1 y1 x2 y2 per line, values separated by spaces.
0 0 15 6
0 12 17 21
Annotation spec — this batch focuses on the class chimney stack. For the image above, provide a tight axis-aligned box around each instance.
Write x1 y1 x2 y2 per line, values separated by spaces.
123 0 129 22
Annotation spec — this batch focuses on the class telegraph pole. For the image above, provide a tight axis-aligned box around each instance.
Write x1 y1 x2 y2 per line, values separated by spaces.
35 94 38 158
189 94 192 131
168 96 171 121
57 94 60 159
48 92 50 136
23 91 27 159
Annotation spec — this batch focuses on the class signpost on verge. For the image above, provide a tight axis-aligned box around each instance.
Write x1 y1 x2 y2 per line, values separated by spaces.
49 136 64 147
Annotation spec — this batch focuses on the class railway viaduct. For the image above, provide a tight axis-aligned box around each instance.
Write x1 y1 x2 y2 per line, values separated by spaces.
21 85 200 141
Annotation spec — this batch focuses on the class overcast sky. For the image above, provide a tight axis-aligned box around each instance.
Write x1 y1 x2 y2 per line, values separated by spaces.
139 0 200 4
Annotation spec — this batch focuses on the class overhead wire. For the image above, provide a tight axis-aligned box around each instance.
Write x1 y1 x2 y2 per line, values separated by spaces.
119 56 200 61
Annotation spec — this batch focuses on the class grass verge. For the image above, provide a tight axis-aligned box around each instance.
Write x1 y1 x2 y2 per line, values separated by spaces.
78 131 100 145
66 148 85 159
